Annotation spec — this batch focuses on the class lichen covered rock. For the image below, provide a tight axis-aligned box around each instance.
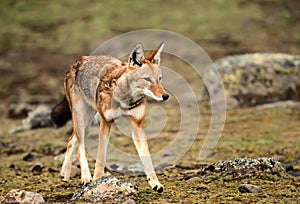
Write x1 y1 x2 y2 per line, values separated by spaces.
9 105 53 134
0 189 45 204
213 157 284 176
72 175 139 203
203 53 300 108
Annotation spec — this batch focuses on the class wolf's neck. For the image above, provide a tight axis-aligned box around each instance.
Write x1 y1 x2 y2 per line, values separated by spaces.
113 75 144 110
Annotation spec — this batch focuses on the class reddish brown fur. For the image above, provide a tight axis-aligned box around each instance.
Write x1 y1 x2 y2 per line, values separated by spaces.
59 43 166 192
149 85 167 97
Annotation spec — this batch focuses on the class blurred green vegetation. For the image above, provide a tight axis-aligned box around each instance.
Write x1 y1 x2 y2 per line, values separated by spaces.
0 0 299 56
0 0 299 112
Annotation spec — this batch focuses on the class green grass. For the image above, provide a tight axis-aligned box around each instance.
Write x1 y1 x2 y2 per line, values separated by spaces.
1 105 299 203
1 0 299 56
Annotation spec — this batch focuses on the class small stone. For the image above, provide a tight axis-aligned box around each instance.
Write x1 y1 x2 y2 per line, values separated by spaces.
155 163 174 171
187 176 201 183
123 198 137 204
128 163 144 173
285 165 300 176
285 164 294 172
238 184 262 193
109 163 127 172
23 152 43 162
2 189 45 204
32 163 44 174
7 103 34 119
9 163 15 169
48 167 59 173
23 152 36 162
204 165 215 172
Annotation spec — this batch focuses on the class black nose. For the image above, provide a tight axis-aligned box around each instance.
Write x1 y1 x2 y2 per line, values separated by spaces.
162 94 169 101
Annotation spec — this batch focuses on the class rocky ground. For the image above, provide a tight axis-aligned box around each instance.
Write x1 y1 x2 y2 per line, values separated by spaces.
0 100 299 203
1 1 300 203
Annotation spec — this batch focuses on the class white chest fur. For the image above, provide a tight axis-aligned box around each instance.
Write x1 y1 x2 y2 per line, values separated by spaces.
103 104 145 121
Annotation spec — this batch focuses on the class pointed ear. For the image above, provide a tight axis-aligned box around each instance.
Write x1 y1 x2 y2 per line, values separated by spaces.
145 42 164 66
128 43 145 68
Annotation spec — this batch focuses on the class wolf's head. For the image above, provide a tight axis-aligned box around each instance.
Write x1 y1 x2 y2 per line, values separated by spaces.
127 43 169 102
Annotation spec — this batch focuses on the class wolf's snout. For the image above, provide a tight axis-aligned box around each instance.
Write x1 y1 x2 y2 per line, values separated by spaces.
162 94 169 101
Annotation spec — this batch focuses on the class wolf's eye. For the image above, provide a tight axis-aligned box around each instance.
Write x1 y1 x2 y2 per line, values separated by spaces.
159 76 162 81
144 77 151 82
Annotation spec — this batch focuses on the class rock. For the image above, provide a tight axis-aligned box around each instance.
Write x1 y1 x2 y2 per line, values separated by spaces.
285 164 300 176
31 163 44 175
72 175 139 203
109 163 127 172
7 103 35 119
128 163 144 173
9 163 15 169
187 176 201 183
203 165 215 172
202 53 300 109
23 152 36 162
207 157 284 178
238 184 262 193
285 164 295 172
286 170 300 177
213 158 283 171
123 198 137 204
256 100 300 109
9 105 53 134
155 162 174 171
1 189 45 204
23 152 43 162
48 167 59 173
107 162 173 176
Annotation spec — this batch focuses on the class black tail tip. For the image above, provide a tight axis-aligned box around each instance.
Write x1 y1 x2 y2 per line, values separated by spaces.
51 96 72 128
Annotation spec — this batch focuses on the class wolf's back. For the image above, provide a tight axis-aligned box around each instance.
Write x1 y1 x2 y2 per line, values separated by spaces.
51 96 72 127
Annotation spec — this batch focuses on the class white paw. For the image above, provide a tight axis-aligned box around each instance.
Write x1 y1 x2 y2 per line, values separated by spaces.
148 180 164 193
81 172 92 184
60 169 71 181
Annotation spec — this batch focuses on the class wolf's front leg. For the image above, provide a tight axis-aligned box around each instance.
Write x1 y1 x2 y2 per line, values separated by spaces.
93 119 111 179
129 117 164 193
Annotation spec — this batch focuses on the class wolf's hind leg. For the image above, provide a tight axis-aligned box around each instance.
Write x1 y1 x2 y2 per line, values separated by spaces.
72 99 95 184
60 133 77 181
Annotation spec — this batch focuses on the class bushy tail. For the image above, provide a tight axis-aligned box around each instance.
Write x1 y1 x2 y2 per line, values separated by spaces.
50 95 72 127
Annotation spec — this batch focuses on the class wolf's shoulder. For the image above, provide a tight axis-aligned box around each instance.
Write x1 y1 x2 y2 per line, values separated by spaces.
78 55 120 69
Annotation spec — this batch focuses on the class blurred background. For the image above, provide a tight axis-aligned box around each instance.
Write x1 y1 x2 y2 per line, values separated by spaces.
0 0 299 111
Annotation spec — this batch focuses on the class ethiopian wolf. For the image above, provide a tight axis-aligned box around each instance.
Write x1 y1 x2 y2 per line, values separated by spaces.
51 43 169 192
